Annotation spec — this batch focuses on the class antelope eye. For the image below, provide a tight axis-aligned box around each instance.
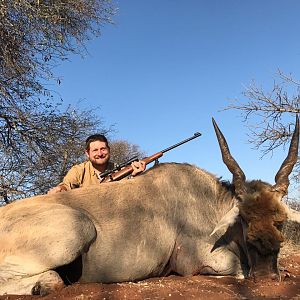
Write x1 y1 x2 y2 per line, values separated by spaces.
274 222 283 230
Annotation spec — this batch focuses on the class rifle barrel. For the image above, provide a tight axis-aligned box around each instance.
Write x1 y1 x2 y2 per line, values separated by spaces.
162 132 201 153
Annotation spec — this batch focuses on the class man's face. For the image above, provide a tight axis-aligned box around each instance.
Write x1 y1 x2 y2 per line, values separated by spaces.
85 141 110 167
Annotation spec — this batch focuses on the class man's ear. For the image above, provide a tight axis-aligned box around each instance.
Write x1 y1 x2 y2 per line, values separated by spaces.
85 150 89 158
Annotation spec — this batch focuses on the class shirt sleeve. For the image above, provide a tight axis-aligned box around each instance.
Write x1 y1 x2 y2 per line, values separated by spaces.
58 164 84 190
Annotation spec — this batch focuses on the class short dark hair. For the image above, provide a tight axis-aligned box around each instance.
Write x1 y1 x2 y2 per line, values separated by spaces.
85 134 109 151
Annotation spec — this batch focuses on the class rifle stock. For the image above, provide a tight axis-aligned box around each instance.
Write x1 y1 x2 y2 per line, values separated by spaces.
101 152 163 182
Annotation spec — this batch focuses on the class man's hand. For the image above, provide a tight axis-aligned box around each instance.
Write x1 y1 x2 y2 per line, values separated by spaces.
47 185 68 195
131 160 146 176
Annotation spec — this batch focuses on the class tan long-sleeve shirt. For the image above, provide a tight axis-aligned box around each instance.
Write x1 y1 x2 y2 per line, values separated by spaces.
58 160 115 191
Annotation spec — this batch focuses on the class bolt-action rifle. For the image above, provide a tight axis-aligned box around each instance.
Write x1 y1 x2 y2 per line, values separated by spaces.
100 132 202 183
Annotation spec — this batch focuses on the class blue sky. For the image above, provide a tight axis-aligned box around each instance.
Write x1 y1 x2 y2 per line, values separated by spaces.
56 1 300 196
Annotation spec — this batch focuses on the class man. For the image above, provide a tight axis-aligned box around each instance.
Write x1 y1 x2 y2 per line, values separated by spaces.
48 134 146 194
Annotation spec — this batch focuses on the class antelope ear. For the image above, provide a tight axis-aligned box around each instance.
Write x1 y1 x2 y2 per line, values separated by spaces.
283 203 300 223
210 205 240 236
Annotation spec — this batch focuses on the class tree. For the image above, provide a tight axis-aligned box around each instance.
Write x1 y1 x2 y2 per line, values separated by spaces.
0 0 115 107
1 0 115 142
0 0 116 204
0 105 113 204
226 71 300 199
109 140 146 165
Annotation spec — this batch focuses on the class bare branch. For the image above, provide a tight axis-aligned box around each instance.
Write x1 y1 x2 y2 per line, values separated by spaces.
225 70 300 193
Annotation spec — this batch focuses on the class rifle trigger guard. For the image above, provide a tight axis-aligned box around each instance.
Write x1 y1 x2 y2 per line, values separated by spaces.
154 159 159 166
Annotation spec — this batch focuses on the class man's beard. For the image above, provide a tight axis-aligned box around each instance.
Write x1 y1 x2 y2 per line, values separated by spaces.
90 156 109 167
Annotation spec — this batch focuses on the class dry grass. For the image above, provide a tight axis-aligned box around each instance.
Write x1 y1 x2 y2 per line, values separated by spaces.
281 199 300 255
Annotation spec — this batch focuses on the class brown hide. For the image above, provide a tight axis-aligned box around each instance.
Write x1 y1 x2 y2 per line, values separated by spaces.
237 181 287 257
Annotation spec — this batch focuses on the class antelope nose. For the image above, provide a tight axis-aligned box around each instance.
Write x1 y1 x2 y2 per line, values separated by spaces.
251 271 281 282
270 273 281 281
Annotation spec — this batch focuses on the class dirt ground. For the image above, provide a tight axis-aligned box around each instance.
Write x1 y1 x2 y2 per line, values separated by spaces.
1 251 299 300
